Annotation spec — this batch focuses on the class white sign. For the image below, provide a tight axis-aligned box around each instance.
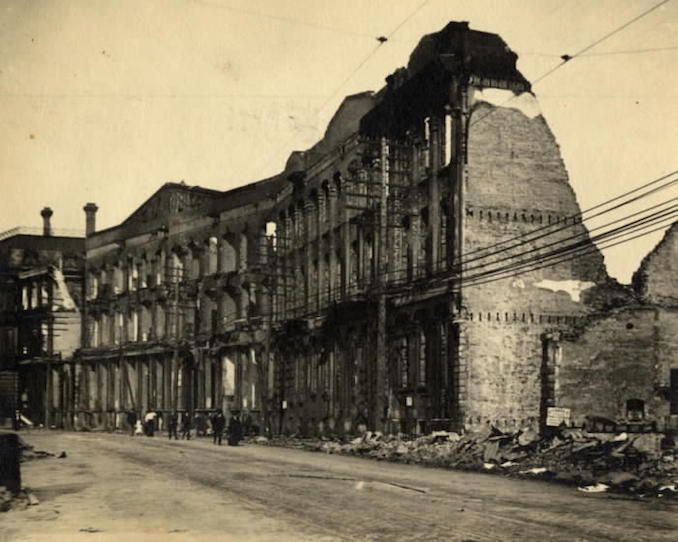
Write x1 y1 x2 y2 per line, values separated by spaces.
546 407 571 427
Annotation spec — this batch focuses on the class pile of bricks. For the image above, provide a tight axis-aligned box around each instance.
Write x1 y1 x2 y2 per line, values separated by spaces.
258 427 677 497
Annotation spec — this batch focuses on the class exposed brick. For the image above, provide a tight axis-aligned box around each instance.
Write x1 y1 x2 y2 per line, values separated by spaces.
632 222 678 306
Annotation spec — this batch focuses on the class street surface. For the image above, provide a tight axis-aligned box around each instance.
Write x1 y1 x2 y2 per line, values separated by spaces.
1 431 676 542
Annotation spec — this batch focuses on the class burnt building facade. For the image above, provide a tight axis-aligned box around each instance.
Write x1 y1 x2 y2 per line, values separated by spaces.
72 21 676 437
0 210 84 428
77 181 282 430
266 22 611 437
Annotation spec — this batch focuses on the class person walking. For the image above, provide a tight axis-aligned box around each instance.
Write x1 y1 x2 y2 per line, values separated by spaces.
227 411 243 446
195 411 208 437
126 411 137 437
134 419 144 436
167 411 179 440
180 412 192 440
144 411 157 437
211 409 226 445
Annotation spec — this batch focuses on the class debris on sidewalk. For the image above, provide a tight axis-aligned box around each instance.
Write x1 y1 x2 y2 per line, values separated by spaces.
578 483 609 493
256 426 677 499
0 486 36 512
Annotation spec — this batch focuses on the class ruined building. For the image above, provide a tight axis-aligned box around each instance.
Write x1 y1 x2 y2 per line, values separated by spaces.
0 210 84 428
73 21 676 437
554 223 678 431
78 181 281 430
266 21 611 436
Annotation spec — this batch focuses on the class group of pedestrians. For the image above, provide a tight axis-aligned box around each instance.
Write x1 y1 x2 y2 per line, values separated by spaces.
166 412 193 440
125 408 243 446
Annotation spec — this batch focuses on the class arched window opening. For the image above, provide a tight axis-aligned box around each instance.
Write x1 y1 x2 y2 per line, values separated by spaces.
626 398 645 421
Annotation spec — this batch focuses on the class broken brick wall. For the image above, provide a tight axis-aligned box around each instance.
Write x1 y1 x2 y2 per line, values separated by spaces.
557 307 678 428
633 222 678 306
461 90 609 432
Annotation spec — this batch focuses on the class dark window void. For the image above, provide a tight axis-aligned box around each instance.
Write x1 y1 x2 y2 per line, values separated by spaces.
670 369 678 415
626 398 645 421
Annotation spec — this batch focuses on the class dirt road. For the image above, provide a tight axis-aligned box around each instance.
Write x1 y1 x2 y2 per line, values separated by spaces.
2 431 676 541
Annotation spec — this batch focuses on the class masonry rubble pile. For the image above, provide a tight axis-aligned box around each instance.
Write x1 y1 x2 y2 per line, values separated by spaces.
256 427 677 497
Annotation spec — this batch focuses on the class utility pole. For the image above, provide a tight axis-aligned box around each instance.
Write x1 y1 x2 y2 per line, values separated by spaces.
448 60 469 429
374 136 389 432
171 264 180 413
45 277 54 429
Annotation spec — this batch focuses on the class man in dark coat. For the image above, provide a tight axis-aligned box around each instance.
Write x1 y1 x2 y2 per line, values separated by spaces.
126 411 137 437
180 412 192 440
195 412 208 437
211 409 226 445
167 411 179 440
227 411 243 446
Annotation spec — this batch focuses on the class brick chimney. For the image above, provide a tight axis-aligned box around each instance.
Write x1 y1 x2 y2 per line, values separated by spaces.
40 207 53 237
83 202 98 237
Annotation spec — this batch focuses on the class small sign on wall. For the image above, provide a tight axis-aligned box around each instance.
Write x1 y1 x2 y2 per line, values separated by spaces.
546 407 571 427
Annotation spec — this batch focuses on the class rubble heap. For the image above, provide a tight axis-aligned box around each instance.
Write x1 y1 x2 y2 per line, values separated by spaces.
256 427 677 497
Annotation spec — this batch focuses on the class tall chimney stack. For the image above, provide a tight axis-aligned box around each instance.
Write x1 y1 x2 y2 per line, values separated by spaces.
41 207 53 237
83 203 98 237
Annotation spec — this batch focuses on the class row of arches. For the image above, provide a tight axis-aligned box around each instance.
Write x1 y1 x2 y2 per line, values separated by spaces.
86 282 265 349
87 232 250 300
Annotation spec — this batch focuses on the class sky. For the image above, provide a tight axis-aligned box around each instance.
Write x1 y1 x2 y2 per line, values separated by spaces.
1 0 677 283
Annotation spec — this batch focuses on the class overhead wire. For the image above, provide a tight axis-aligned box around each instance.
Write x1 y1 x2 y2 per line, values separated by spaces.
520 45 678 57
458 171 678 263
470 0 672 127
360 170 678 294
457 197 678 277
189 0 385 40
376 208 677 297
251 0 431 179
458 204 678 285
460 219 676 290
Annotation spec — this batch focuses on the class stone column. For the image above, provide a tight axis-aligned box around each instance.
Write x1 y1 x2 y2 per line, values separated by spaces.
410 207 421 279
216 235 224 273
156 249 166 285
237 231 248 273
292 206 302 314
327 184 338 300
304 199 314 313
340 181 351 298
429 116 441 274
277 216 288 319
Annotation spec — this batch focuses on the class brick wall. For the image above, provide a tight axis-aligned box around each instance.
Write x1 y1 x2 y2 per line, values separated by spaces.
460 95 608 431
557 307 678 426
633 222 678 306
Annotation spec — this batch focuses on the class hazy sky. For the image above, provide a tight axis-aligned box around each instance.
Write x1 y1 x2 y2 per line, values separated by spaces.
1 0 677 282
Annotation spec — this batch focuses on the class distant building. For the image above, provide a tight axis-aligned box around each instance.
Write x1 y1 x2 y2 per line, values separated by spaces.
0 209 84 428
